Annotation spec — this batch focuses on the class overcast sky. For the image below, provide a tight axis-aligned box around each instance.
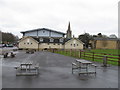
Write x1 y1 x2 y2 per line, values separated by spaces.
0 0 119 38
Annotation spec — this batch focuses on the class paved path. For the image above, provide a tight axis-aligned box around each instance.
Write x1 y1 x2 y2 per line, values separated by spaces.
2 51 118 88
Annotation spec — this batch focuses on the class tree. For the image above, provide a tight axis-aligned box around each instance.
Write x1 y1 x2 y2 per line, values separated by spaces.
97 33 108 38
0 31 2 43
97 33 102 37
78 33 93 48
109 34 117 38
2 32 19 44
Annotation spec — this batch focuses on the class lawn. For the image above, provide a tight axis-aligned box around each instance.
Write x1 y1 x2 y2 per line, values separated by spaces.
52 49 120 66
89 49 119 55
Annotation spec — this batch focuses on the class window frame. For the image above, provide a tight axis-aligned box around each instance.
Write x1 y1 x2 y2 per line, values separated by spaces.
74 44 75 47
39 38 43 42
59 38 63 42
50 38 54 42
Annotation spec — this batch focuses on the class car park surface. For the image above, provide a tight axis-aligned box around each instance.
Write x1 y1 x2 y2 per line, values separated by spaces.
2 50 118 88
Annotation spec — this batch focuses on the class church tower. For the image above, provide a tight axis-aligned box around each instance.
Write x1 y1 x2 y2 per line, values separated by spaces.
66 22 72 39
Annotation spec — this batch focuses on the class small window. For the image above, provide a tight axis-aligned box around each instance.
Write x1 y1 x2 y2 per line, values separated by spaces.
24 43 26 44
77 44 78 46
27 42 29 44
60 38 63 42
71 44 72 46
50 38 54 42
74 44 75 47
54 43 55 45
39 38 43 42
43 31 45 33
31 43 32 44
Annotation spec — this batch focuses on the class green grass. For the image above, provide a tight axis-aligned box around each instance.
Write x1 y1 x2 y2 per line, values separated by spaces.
88 49 119 55
53 49 120 66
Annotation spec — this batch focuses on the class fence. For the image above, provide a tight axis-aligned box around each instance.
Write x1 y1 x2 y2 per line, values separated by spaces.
48 49 120 66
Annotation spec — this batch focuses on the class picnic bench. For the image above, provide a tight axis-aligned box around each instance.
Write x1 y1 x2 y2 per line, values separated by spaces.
14 62 40 76
3 52 16 58
72 59 97 76
26 49 34 54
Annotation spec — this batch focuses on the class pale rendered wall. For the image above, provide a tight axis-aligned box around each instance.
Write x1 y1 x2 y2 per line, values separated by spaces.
65 39 83 49
39 43 64 49
19 38 38 49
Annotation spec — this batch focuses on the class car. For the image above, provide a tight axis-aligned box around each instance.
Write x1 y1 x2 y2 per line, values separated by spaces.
7 44 13 47
2 44 8 47
0 44 2 48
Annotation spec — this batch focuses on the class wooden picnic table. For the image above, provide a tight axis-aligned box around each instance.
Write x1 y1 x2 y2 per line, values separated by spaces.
20 63 33 71
72 59 97 75
14 62 40 76
76 59 92 64
76 59 92 72
3 52 16 58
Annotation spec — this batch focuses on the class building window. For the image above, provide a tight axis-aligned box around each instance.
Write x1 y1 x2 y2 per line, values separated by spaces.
74 44 75 47
50 38 54 42
54 43 55 45
60 38 63 42
24 43 26 44
27 42 29 44
77 44 78 46
48 43 49 45
31 43 32 44
39 38 43 42
71 44 72 46
43 31 45 33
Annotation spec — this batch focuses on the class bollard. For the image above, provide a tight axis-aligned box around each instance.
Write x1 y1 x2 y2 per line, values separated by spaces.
102 56 107 67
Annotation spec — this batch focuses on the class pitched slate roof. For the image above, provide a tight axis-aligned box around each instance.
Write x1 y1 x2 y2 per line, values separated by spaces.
21 28 66 35
19 36 39 43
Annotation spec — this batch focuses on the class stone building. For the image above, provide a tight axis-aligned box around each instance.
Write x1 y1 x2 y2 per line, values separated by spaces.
89 37 120 49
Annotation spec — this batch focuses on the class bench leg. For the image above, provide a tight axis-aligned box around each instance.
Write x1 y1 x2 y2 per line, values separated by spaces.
72 65 73 74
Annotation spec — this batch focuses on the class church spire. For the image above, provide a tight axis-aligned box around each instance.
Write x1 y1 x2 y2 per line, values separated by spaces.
68 22 71 31
66 22 72 39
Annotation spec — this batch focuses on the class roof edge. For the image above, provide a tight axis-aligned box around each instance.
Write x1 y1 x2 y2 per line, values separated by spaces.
20 28 65 34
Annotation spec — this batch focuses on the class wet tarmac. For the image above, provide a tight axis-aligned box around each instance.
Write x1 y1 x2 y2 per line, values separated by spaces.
2 50 119 88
